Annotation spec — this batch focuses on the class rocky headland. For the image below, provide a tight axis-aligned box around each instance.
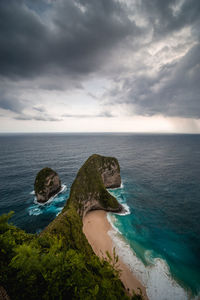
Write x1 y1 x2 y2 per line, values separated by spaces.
67 154 123 218
34 167 61 203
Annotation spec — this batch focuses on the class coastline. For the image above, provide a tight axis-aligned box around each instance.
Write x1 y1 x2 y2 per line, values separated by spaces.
83 210 148 299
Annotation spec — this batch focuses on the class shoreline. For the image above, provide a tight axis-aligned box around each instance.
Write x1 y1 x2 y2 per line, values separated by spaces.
83 210 148 299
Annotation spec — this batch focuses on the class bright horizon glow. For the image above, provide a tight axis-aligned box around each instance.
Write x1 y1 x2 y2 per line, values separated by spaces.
0 116 200 134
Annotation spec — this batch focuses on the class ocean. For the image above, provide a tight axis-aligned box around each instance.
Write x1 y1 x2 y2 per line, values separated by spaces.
0 133 199 299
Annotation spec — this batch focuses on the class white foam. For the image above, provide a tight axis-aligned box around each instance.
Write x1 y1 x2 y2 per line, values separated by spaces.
107 213 122 234
34 184 67 206
28 206 42 216
107 181 131 216
60 184 67 193
146 258 188 300
30 190 35 195
56 208 62 216
116 203 131 216
107 220 190 300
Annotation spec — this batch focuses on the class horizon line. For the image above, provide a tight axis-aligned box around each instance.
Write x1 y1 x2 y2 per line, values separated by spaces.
0 131 199 135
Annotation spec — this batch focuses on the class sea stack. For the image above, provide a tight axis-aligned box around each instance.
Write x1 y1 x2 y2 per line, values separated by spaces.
34 167 61 203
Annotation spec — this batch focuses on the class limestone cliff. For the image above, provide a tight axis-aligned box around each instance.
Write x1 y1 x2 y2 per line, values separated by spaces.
67 154 123 218
34 167 61 203
99 156 121 188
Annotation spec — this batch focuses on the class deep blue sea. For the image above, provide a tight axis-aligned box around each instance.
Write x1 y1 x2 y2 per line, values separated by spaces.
0 133 199 299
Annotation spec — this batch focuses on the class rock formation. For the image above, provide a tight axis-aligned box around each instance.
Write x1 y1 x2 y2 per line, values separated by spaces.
99 156 121 188
34 167 61 203
67 154 123 218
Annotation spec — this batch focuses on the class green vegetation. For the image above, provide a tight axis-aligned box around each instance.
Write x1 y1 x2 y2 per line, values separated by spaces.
42 204 92 255
34 167 57 194
0 212 130 300
67 154 121 217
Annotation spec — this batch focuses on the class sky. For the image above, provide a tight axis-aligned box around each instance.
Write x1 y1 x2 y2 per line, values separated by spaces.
0 0 200 133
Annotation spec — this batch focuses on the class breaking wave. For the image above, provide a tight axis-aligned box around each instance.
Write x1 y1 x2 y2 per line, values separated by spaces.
108 224 191 300
28 184 68 216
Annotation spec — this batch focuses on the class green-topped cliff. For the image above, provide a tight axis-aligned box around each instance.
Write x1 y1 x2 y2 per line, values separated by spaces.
67 154 123 218
0 155 142 300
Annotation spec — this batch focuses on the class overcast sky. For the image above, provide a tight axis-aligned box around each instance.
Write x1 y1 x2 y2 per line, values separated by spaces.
0 0 200 133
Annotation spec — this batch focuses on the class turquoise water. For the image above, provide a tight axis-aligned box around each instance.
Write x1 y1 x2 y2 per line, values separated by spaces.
108 185 200 299
0 133 199 299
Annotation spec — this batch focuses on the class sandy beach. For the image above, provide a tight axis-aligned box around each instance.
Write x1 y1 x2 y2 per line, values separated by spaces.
83 210 148 299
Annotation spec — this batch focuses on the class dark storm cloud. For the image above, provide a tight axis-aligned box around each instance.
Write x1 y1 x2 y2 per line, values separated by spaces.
107 43 200 118
0 1 47 78
0 0 200 122
135 0 200 38
0 0 137 79
102 0 200 119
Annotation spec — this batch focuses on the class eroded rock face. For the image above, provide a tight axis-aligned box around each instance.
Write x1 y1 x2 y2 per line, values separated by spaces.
34 167 61 203
99 159 121 188
67 154 124 218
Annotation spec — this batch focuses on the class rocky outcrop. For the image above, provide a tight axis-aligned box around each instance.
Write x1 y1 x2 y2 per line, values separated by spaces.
99 158 121 188
34 167 61 203
67 154 123 218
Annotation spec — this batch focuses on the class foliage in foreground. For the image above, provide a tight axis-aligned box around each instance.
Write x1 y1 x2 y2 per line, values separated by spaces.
0 212 131 300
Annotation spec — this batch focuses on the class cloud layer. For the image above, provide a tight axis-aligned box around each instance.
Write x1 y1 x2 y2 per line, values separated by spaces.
0 0 199 129
0 0 136 78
